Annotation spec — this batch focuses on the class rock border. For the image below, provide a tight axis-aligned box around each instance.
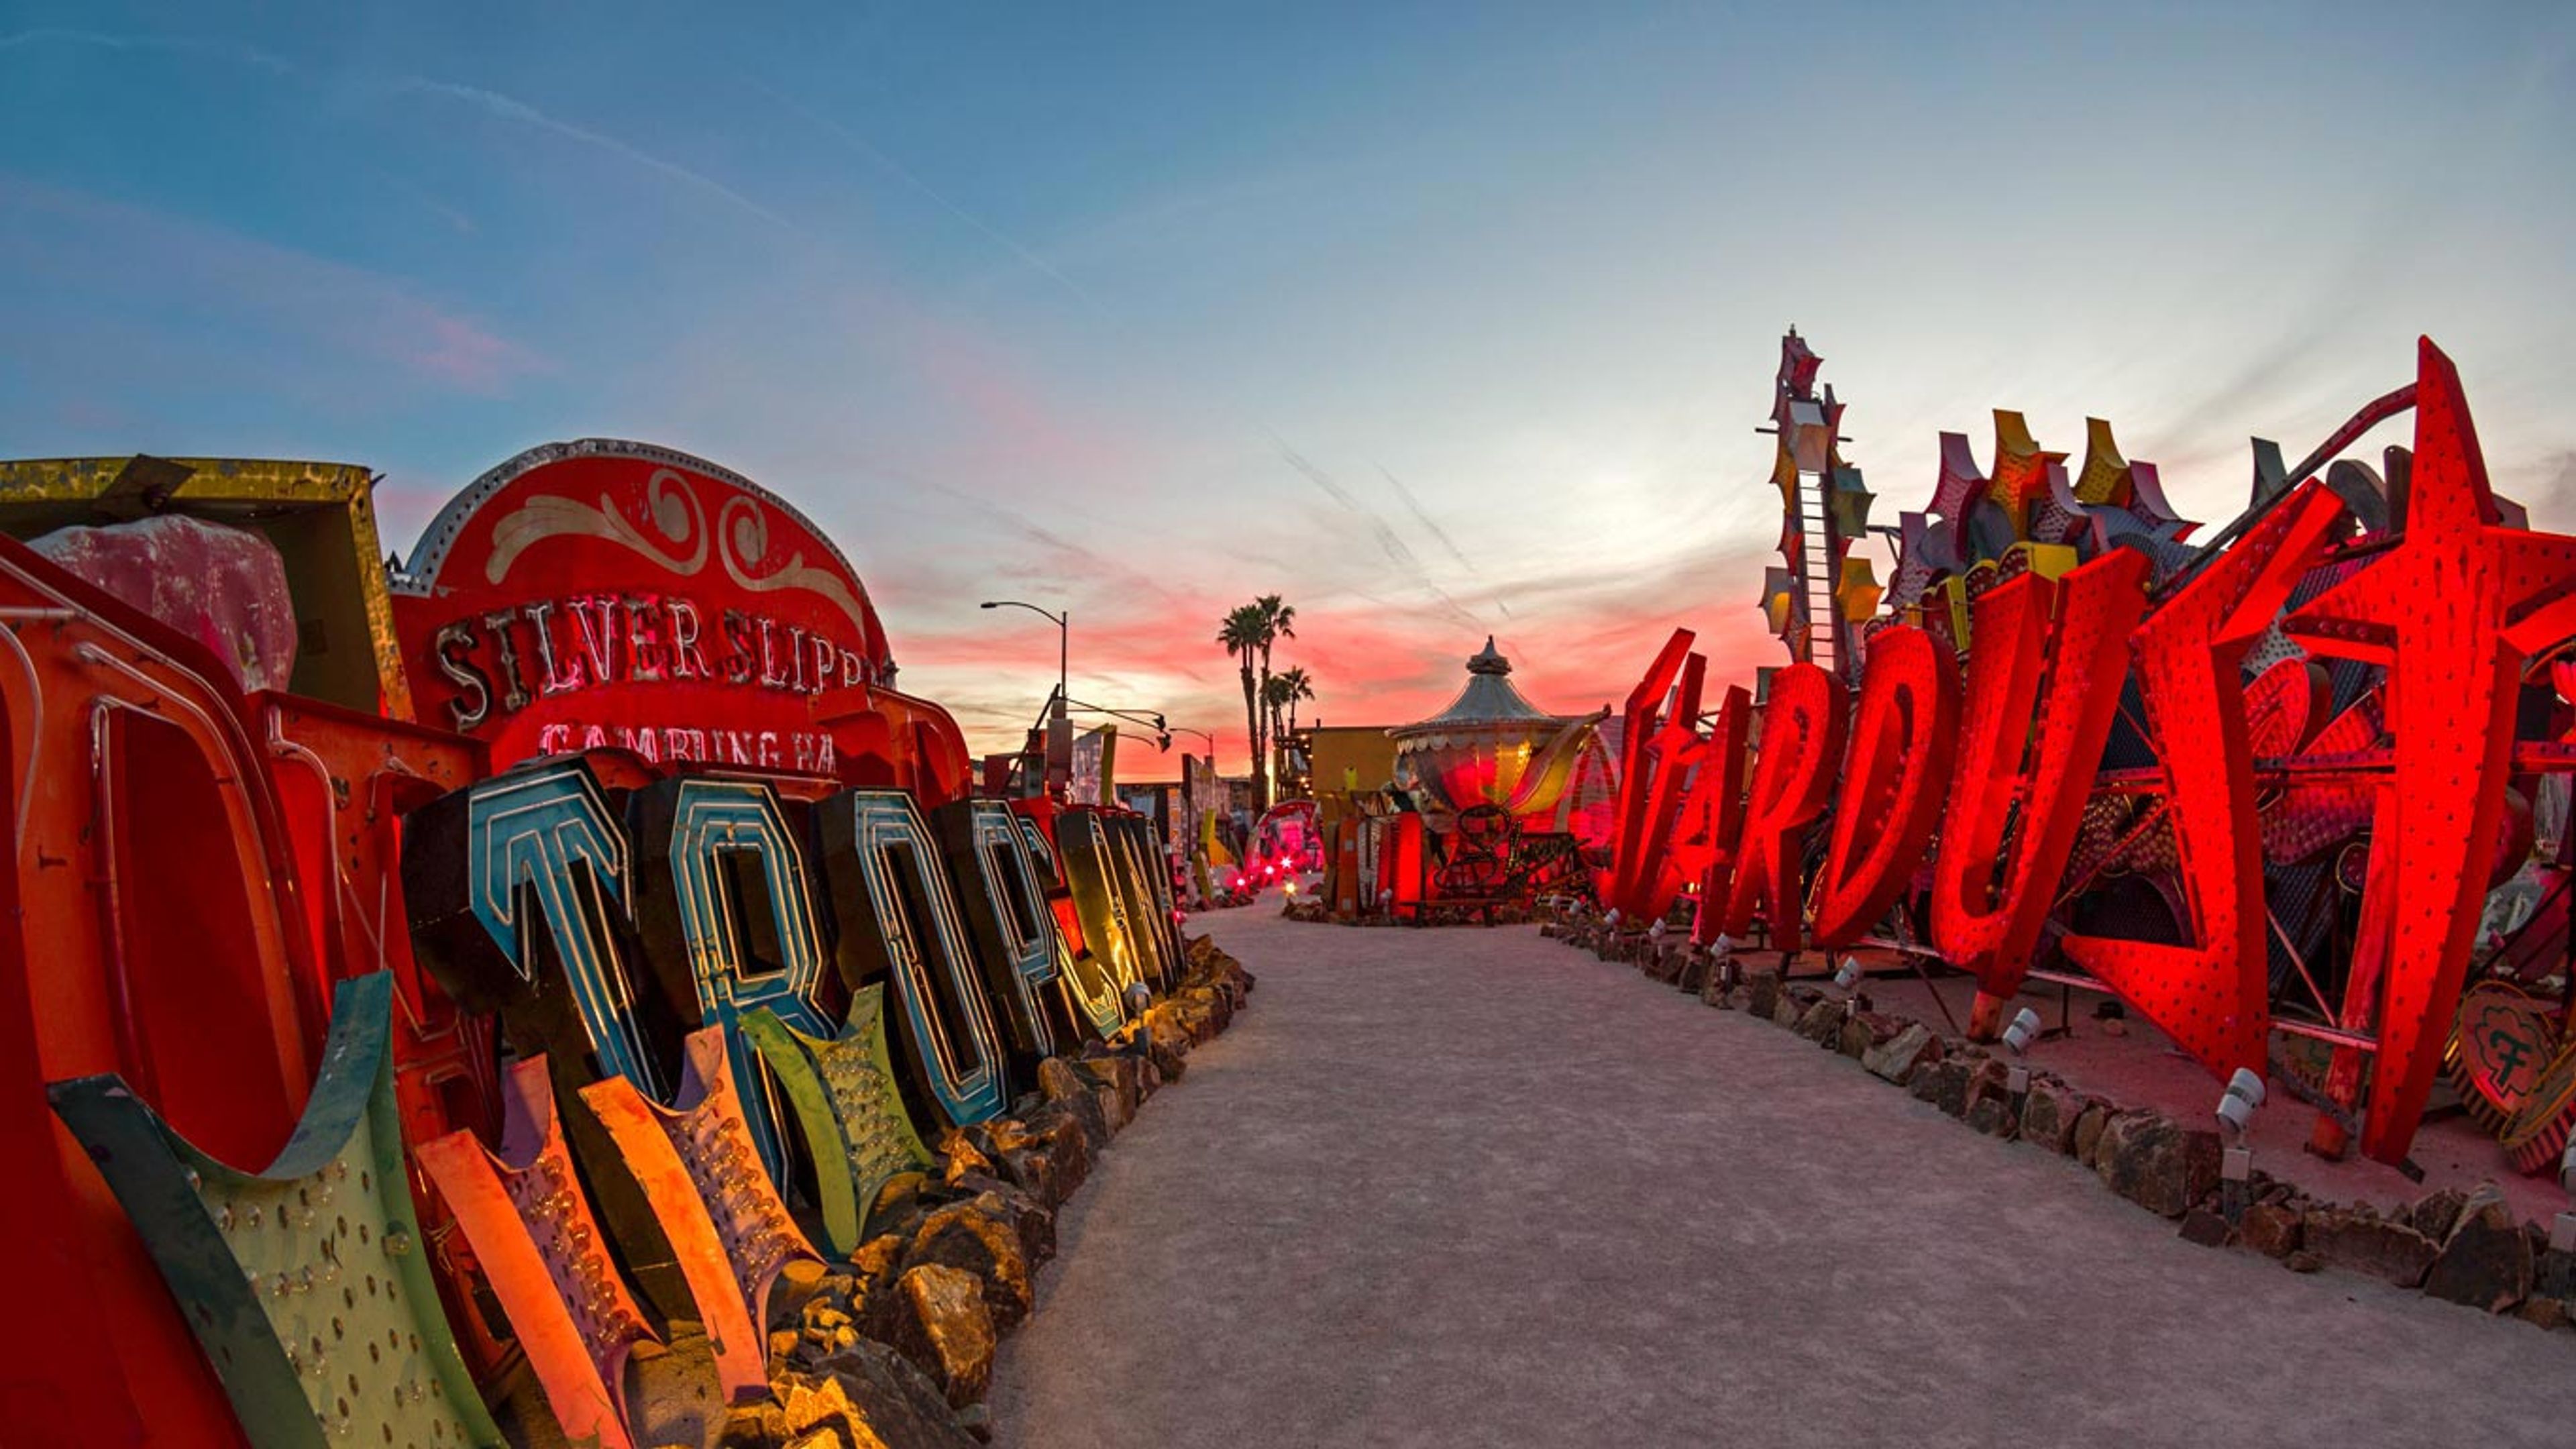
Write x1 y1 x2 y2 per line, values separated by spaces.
1279 896 1537 928
721 934 1260 1448
1536 901 2576 1341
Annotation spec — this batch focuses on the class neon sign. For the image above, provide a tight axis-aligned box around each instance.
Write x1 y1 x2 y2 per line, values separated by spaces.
1606 336 2576 1168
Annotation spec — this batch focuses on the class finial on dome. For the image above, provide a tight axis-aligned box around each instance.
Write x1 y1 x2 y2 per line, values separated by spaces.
1466 636 1511 676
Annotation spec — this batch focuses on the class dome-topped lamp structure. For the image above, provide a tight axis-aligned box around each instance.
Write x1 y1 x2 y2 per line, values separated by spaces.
1387 637 1609 830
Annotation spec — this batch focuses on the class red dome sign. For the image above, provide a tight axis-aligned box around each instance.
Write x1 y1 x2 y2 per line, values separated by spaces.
390 439 901 775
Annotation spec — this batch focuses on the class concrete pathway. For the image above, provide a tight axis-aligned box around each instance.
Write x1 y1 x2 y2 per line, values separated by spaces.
989 907 2576 1448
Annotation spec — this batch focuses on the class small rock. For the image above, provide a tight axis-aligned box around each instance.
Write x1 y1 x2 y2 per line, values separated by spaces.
802 1300 857 1354
2422 1187 2532 1313
2071 1102 2111 1167
939 1129 994 1188
1836 1010 1901 1063
2239 1202 2302 1260
1770 992 1805 1030
2093 1112 2222 1219
954 1180 1057 1266
1035 1055 1089 1105
720 1401 792 1448
2304 1205 2438 1288
2407 1187 2468 1243
1031 1063 1111 1153
2286 1249 2324 1273
807 1336 983 1448
2019 1077 2080 1154
1908 1056 1962 1106
865 1265 997 1408
849 1234 907 1295
2516 1297 2571 1332
1699 969 1735 1008
903 1200 1035 1333
1796 998 1846 1046
1966 1095 2019 1139
1081 1051 1148 1120
2179 1209 2234 1248
1863 1022 1940 1085
987 1109 1092 1209
1743 970 1781 1019
1929 1057 2004 1119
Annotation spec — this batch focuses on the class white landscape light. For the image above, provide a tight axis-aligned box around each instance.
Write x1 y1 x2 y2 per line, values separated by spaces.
2001 1007 2043 1055
2215 1067 2266 1135
1713 932 1733 959
2559 1134 2576 1194
1833 955 1863 991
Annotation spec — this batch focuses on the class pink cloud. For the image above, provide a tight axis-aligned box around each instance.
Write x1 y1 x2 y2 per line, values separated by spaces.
0 178 546 397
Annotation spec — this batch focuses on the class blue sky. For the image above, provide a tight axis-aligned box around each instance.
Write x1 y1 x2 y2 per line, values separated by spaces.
3 3 2571 771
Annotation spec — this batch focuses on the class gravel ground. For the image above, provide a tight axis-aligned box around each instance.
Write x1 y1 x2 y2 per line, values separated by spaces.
987 904 2576 1449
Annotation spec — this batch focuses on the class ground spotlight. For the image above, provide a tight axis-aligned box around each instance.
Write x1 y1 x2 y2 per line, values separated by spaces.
2000 1007 2042 1055
2215 1067 2265 1135
1832 955 1863 991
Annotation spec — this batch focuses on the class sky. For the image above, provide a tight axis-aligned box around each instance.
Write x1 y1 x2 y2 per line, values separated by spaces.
2 3 2572 778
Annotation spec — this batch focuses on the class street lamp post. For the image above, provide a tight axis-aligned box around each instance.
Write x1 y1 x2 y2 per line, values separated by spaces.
980 600 1068 799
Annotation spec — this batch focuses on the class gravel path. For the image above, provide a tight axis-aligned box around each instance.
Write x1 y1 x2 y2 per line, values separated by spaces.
987 906 2576 1448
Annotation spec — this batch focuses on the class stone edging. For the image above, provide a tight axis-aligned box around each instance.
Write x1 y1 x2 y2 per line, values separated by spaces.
718 934 1260 1448
1278 897 1537 928
1536 906 2576 1341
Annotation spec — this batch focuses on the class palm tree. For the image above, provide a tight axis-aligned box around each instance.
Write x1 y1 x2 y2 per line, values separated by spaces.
1218 604 1268 806
1252 594 1295 804
1267 666 1315 795
1277 665 1315 738
1262 674 1291 786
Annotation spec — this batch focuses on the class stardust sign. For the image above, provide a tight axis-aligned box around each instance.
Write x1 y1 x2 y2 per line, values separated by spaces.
1608 338 2576 1171
390 439 900 774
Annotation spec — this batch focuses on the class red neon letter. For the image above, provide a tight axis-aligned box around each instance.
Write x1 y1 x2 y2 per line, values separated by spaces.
2059 483 2345 1077
1678 686 1751 946
1719 662 1847 951
1811 625 1957 949
2284 337 2576 1165
1931 549 2150 1032
1607 632 1704 920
